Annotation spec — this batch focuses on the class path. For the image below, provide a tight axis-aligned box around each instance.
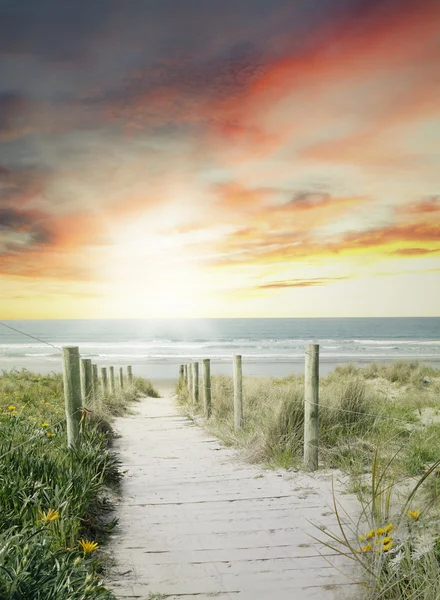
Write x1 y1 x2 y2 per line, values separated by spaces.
108 394 358 600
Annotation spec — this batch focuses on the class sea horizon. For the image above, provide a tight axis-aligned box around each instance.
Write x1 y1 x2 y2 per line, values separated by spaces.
1 317 440 380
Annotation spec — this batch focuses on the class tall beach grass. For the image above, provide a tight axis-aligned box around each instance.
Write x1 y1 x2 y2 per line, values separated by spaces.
177 361 440 598
0 368 158 599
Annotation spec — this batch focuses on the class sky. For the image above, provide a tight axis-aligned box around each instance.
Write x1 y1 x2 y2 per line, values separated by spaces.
0 0 439 319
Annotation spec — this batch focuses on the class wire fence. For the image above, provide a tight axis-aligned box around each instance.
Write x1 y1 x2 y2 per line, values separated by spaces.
0 321 62 352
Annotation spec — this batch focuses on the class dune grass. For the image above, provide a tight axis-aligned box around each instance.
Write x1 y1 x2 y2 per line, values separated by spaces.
178 361 440 476
0 368 158 600
177 361 440 599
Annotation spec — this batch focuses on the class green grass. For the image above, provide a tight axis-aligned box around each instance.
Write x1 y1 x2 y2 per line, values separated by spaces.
0 368 158 599
178 362 440 476
177 361 440 600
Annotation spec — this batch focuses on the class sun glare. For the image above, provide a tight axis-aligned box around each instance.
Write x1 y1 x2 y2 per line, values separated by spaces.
102 219 208 317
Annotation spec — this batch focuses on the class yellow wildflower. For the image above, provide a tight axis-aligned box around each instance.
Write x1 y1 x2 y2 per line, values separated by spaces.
41 423 50 427
382 542 393 552
47 433 55 438
376 527 386 536
385 523 393 533
366 530 375 540
79 539 99 554
408 509 421 520
40 508 60 522
359 534 365 542
382 537 393 545
7 405 16 411
359 543 372 553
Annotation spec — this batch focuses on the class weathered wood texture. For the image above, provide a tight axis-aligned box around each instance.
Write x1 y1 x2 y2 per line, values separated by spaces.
304 344 320 471
192 362 199 405
109 366 116 395
92 364 99 400
127 365 133 386
188 363 193 398
80 358 93 405
233 354 243 430
108 395 357 600
62 346 82 448
202 358 211 418
119 366 124 389
101 367 108 395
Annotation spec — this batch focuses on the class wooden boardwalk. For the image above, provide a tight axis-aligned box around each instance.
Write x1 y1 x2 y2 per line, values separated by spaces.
108 395 358 600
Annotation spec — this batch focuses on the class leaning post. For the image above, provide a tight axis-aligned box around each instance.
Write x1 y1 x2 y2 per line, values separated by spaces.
304 344 320 471
62 346 82 448
203 358 211 418
80 358 92 405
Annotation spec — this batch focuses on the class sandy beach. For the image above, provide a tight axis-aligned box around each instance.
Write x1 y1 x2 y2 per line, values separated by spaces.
2 355 440 382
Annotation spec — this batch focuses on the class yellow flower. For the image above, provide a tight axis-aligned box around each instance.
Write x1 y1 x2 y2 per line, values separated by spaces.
382 537 393 545
7 405 16 411
382 542 393 552
366 530 375 540
376 527 386 536
79 539 99 554
359 534 365 542
385 523 393 533
359 543 372 553
41 423 50 427
47 433 55 438
40 508 60 522
408 509 421 520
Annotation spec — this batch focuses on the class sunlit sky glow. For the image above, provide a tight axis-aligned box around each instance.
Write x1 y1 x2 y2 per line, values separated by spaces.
0 0 439 318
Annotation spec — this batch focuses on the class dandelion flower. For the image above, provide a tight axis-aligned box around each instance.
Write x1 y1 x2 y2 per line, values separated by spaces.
7 405 16 411
408 509 421 520
47 433 55 438
79 539 99 554
40 508 60 522
41 423 50 427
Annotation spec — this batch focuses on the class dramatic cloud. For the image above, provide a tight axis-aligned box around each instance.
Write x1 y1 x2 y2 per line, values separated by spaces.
0 0 438 317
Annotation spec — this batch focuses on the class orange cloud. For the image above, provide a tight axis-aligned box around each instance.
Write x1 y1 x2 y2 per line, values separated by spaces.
259 276 350 289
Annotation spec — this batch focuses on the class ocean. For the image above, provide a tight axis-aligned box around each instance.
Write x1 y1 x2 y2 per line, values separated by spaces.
1 318 440 380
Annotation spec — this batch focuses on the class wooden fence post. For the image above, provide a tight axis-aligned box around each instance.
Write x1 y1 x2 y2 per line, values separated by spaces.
233 355 243 430
188 363 193 397
119 367 124 389
179 364 184 382
203 358 211 418
127 365 133 385
109 366 116 394
62 346 82 448
192 362 199 405
92 364 98 401
101 367 108 395
80 358 93 405
304 344 319 471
